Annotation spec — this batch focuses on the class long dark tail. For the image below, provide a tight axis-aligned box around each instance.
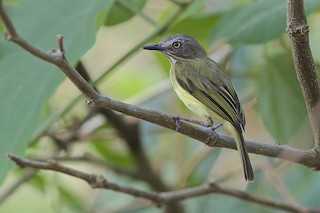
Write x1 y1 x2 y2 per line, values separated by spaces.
232 127 254 182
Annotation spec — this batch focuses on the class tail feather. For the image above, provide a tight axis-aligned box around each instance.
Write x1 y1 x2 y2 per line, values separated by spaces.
232 127 254 182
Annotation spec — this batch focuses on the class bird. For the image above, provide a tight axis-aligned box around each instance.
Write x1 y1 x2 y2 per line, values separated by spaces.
143 34 254 182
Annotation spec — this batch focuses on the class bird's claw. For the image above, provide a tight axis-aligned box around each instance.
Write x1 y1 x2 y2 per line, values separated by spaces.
204 123 222 146
171 115 181 131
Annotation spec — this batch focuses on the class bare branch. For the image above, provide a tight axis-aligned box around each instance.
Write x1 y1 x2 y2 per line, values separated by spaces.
286 0 320 147
54 154 143 180
7 154 319 213
75 63 183 213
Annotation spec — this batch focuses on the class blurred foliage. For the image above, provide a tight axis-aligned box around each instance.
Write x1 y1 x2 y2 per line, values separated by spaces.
258 52 308 145
0 0 320 212
0 0 112 187
104 0 147 26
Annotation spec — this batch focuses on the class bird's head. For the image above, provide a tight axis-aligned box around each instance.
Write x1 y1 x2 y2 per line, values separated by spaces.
143 34 207 61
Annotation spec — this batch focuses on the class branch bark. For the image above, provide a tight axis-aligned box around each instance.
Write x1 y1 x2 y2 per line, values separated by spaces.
8 154 319 213
286 0 320 147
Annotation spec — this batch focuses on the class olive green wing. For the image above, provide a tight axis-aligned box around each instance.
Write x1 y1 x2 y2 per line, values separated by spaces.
174 58 245 130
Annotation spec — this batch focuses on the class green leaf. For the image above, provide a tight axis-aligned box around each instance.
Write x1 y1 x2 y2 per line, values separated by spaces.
186 149 221 185
170 13 220 47
29 172 46 193
0 0 112 184
91 138 133 168
257 54 308 144
178 0 206 21
104 0 147 26
284 165 320 208
58 185 85 210
209 0 320 44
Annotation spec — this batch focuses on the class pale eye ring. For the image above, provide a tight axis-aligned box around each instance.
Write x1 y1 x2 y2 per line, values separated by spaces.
172 41 181 49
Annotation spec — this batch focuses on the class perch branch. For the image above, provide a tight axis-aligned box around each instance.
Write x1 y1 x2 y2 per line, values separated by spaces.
7 154 319 213
76 61 183 212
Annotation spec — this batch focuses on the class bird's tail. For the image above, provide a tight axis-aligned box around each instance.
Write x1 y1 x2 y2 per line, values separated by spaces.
232 126 254 182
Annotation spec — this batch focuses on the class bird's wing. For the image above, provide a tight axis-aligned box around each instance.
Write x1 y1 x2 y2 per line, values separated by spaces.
174 58 245 130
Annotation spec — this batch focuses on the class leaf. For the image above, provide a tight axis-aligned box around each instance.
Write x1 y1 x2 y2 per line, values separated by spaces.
170 13 220 47
209 0 320 44
186 149 221 185
284 165 320 208
0 0 112 184
178 0 207 21
257 54 308 144
91 138 133 168
104 0 147 26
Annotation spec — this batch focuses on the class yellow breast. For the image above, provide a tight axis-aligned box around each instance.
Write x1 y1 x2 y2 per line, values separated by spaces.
170 66 211 118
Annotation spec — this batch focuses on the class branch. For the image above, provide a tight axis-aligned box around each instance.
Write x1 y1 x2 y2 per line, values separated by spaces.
1 0 320 171
77 62 166 188
7 154 319 213
54 154 143 180
286 0 320 147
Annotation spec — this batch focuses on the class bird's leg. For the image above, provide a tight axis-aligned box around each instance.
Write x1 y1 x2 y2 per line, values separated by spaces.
170 115 222 146
204 117 222 145
171 115 209 131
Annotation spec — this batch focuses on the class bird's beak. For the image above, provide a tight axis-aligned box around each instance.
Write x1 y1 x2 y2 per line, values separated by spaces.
143 43 162 51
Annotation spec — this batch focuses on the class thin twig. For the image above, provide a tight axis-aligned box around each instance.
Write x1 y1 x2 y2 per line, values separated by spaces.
54 154 143 180
286 0 320 147
7 154 319 213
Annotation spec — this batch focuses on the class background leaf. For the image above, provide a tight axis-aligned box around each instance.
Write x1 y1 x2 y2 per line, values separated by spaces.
104 0 147 26
257 53 308 144
209 0 320 44
0 0 112 184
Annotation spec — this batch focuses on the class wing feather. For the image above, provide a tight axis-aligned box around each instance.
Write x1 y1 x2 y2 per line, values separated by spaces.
174 58 245 130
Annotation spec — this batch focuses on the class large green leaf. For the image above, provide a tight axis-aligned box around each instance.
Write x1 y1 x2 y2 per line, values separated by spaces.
257 54 308 144
0 0 112 184
209 0 320 44
104 0 147 26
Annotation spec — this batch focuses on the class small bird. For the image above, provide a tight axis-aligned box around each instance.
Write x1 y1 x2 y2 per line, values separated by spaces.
143 34 254 182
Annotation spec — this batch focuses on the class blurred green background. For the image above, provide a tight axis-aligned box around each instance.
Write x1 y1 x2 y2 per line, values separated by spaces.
0 0 320 212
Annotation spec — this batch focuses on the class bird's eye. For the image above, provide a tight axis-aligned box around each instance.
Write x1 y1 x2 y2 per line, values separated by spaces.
172 41 181 49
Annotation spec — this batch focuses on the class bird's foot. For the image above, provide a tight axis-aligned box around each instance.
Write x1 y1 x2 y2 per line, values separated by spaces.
204 123 223 146
171 115 209 131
